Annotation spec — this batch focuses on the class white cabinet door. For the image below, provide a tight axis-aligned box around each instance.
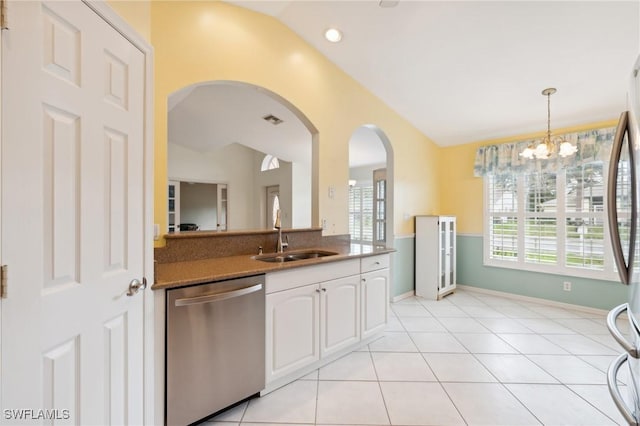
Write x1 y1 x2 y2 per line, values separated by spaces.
320 276 360 357
361 269 389 339
266 284 320 383
441 217 456 294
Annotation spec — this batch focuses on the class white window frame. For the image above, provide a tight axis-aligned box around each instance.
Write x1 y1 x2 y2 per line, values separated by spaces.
261 154 280 171
483 163 619 282
349 183 373 244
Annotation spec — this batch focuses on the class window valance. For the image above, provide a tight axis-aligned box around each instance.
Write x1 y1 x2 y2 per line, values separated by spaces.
473 127 617 177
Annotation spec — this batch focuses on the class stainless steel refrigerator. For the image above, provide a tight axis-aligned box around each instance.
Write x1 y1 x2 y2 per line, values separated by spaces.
607 54 640 425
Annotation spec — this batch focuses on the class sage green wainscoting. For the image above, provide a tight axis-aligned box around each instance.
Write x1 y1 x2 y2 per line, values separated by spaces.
392 235 415 299
457 234 627 310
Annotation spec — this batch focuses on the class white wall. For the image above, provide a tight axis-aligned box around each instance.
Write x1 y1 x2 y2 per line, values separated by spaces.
349 163 386 184
292 162 311 228
168 142 257 229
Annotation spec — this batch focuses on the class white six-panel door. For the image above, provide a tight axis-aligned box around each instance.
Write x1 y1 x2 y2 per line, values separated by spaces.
1 1 146 424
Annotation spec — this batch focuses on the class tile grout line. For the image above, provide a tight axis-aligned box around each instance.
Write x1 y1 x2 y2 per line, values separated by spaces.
367 348 392 425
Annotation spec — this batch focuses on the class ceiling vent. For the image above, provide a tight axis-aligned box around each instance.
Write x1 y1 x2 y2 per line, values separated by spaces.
262 114 284 125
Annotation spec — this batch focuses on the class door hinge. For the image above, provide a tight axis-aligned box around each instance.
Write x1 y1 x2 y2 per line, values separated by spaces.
1 265 7 299
1 0 8 30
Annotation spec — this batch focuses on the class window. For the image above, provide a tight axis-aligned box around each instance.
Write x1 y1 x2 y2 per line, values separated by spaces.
349 184 373 244
373 169 387 244
261 154 279 171
485 161 616 280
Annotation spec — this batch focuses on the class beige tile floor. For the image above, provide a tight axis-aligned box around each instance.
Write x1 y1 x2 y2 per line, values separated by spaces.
207 288 633 425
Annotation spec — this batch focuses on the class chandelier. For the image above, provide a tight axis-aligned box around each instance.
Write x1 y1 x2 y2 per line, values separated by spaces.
519 88 578 160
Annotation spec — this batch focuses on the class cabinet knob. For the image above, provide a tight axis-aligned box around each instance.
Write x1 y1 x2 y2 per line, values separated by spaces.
315 289 321 293
322 288 327 292
362 278 366 282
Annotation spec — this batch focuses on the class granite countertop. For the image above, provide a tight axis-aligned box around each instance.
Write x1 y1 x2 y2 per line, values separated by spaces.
153 244 394 290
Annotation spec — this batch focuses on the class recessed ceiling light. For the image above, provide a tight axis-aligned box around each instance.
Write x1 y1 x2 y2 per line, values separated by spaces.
324 28 343 43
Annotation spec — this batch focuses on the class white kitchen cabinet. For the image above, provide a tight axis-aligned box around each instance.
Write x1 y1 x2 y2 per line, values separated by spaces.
361 255 390 339
321 276 361 357
265 275 360 383
415 215 456 300
264 255 389 386
265 284 320 383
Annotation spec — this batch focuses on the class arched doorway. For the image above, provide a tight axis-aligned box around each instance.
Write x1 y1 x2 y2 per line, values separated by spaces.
167 81 319 231
348 125 395 295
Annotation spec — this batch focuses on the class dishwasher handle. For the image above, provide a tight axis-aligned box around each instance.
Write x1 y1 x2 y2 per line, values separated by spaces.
175 283 263 307
607 353 639 426
607 303 639 358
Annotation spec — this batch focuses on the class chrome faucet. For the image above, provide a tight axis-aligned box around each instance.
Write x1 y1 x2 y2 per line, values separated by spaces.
274 209 289 253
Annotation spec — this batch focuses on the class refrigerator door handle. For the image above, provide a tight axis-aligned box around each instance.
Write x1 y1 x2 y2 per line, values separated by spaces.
608 353 639 426
607 303 639 358
607 111 636 285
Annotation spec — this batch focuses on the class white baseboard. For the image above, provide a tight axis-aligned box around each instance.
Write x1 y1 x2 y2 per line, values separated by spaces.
392 290 415 303
457 284 609 316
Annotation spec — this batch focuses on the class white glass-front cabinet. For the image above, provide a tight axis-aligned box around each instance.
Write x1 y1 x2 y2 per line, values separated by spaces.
415 215 456 300
168 181 180 233
217 184 228 230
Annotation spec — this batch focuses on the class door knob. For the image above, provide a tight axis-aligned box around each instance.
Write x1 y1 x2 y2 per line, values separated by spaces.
127 277 147 296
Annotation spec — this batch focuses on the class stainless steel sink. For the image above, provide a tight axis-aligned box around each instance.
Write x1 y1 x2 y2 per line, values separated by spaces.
254 250 339 263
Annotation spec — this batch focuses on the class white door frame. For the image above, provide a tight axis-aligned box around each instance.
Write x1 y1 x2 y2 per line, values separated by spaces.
80 4 157 423
0 2 155 424
88 4 156 424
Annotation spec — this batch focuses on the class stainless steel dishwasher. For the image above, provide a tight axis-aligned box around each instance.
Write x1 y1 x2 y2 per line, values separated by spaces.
166 274 265 426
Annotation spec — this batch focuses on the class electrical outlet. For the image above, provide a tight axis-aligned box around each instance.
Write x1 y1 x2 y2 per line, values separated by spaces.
563 281 572 291
322 219 327 230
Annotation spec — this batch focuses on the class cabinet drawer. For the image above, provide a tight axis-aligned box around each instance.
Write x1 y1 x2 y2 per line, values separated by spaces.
360 254 389 273
266 259 360 294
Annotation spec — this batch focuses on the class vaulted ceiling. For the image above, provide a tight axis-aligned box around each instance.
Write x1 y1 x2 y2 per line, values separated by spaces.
168 1 639 169
231 1 639 146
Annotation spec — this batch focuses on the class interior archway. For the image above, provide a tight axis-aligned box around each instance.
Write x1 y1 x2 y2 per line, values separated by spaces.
348 125 395 296
167 80 319 231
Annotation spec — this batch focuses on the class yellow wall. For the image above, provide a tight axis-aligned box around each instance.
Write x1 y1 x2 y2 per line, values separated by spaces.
149 1 440 244
107 0 151 42
440 119 620 235
113 1 619 243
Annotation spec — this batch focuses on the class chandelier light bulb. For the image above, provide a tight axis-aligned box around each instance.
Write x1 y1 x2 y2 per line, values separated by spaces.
559 141 578 157
520 147 535 159
534 142 550 159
